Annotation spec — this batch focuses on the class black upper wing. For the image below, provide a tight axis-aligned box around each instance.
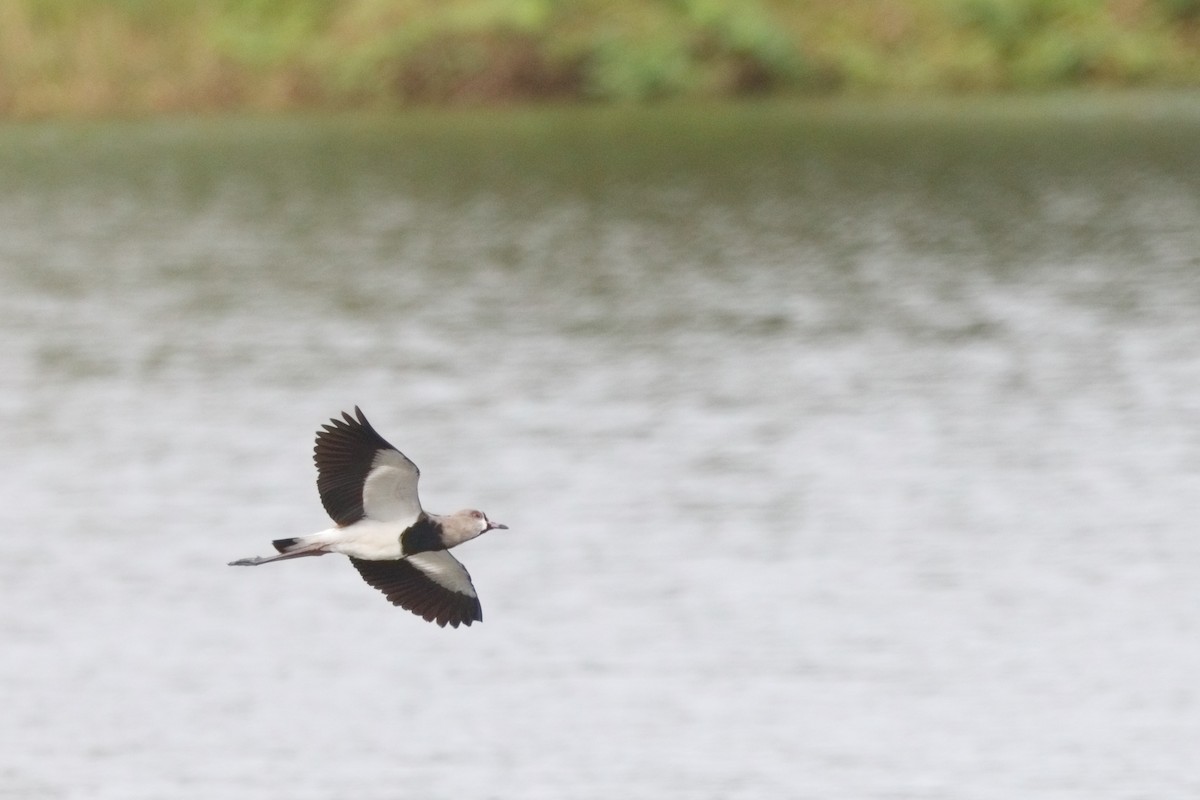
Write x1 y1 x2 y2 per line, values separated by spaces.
313 407 419 526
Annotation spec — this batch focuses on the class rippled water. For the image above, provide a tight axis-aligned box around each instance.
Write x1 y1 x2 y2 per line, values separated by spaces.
2 96 1200 799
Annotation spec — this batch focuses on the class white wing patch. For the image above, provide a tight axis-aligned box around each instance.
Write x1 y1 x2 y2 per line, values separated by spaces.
361 450 421 523
407 550 478 598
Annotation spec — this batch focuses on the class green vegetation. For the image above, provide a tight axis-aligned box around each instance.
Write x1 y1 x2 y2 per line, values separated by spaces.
3 0 1200 115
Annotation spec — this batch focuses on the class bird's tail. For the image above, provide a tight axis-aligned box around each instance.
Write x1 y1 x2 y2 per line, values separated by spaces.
228 536 328 567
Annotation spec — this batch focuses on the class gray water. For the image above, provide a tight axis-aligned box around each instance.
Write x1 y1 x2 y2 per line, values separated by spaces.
2 95 1200 799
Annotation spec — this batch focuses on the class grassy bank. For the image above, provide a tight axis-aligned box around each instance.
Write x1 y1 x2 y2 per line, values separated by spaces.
3 0 1200 116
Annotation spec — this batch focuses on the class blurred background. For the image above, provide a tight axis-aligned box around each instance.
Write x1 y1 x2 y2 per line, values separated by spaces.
2 3 1200 800
2 0 1200 114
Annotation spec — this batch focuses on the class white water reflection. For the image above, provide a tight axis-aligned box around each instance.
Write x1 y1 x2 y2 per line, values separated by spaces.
1 100 1199 799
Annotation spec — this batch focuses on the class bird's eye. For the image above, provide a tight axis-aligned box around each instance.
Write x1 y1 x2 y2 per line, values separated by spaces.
472 511 483 520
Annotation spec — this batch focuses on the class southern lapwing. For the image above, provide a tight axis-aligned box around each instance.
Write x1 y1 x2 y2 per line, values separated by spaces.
229 407 506 627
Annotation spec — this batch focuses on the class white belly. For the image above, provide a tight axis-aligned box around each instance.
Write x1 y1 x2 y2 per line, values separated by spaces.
306 519 406 561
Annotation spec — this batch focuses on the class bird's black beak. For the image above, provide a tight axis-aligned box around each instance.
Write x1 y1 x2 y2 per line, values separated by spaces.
488 521 509 531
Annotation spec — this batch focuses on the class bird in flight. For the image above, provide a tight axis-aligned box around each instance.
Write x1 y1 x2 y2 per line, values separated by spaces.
229 407 507 627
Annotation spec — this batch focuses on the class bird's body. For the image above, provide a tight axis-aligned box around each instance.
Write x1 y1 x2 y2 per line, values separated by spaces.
229 407 506 627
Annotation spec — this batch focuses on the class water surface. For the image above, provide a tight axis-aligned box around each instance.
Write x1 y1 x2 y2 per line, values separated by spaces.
2 95 1200 799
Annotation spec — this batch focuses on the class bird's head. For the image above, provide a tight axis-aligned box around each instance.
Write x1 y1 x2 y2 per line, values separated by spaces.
444 509 508 546
468 509 508 534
